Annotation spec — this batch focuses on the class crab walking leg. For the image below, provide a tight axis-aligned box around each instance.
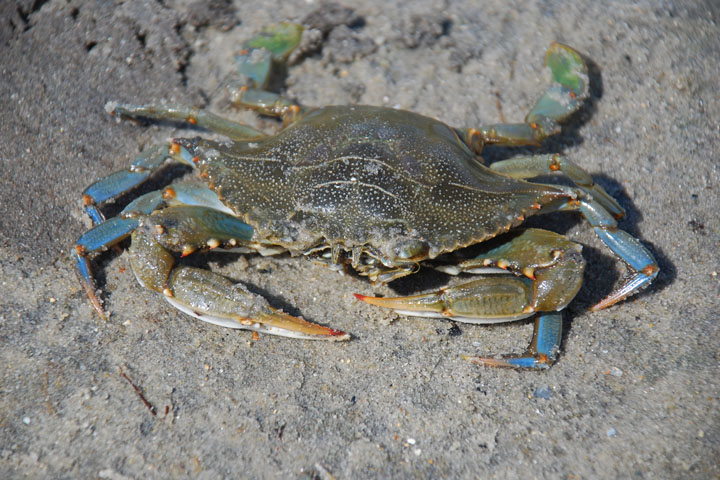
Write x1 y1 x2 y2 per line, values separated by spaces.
235 22 304 89
489 154 625 219
81 142 201 226
557 196 659 310
127 206 348 340
75 190 166 318
357 229 585 368
82 144 174 225
106 103 266 141
229 23 307 126
464 313 563 369
457 43 589 151
160 183 235 213
227 86 306 127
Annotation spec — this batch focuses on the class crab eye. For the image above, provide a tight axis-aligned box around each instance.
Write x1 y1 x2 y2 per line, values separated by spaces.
395 239 428 259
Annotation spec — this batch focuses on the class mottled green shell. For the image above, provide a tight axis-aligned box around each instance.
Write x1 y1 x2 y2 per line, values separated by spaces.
190 106 564 263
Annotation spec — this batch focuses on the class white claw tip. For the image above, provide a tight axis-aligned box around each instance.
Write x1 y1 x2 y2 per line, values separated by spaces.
105 101 118 115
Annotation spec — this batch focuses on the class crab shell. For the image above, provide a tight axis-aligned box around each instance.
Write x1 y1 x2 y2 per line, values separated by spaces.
181 105 563 269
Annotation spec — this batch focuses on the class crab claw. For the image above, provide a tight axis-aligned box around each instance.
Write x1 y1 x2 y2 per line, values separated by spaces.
354 264 572 369
162 266 349 341
166 294 350 341
354 292 448 317
256 308 350 340
353 277 540 324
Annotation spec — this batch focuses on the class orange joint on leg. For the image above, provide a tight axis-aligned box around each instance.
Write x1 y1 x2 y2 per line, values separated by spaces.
192 156 200 164
531 203 542 210
186 115 197 125
181 245 195 257
522 267 535 279
163 287 173 297
154 224 165 235
82 194 93 206
162 187 176 199
642 264 659 276
497 259 509 269
207 238 220 249
169 143 181 155
75 244 87 255
522 306 535 314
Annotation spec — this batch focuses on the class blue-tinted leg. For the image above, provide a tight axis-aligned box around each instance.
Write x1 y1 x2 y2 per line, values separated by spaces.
463 312 563 369
74 190 165 319
456 43 589 151
573 198 659 310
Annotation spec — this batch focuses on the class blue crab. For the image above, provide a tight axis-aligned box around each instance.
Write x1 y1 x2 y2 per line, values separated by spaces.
74 23 658 368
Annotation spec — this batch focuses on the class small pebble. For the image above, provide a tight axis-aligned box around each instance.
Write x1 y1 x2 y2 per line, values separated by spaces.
533 386 553 399
22 417 30 425
609 367 624 377
407 438 416 445
607 428 616 438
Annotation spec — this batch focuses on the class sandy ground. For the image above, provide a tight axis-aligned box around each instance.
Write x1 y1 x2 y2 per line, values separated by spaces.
1 0 718 478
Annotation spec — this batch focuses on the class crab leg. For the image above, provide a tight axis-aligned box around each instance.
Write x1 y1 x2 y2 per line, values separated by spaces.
106 103 266 141
75 190 166 318
489 154 625 219
356 229 585 368
235 22 304 89
230 22 307 125
74 184 217 318
457 43 589 151
465 313 563 369
227 86 306 126
557 195 659 310
81 144 175 225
